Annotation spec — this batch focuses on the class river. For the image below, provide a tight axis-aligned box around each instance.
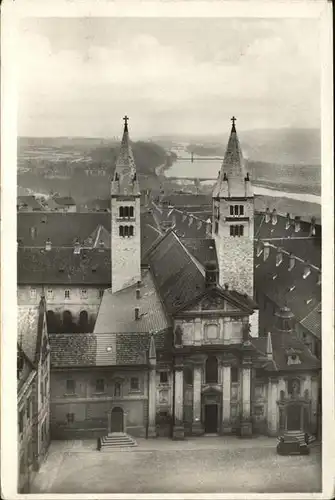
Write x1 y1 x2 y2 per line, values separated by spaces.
162 157 321 205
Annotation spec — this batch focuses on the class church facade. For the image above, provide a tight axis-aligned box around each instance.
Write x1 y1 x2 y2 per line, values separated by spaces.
17 117 321 443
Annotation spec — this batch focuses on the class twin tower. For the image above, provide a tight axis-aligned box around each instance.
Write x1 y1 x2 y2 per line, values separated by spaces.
110 116 254 299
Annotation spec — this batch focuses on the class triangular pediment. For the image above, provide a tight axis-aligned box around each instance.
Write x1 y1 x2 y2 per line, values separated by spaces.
175 287 253 315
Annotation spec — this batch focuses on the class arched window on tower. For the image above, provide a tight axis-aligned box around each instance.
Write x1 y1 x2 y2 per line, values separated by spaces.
119 207 124 218
119 226 124 237
205 355 218 383
124 226 129 237
129 225 134 236
129 206 134 218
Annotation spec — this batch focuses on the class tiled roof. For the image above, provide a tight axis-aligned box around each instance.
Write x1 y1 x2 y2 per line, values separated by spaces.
17 212 111 247
17 297 46 365
18 247 111 285
17 195 43 210
17 211 157 250
255 212 321 268
140 210 162 255
300 303 322 339
158 193 212 208
255 245 321 322
150 202 210 239
252 332 320 372
181 238 217 268
54 196 76 206
49 330 170 367
94 268 170 334
86 198 111 211
147 231 207 315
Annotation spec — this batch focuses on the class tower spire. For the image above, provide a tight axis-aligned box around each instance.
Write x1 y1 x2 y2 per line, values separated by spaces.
111 116 140 196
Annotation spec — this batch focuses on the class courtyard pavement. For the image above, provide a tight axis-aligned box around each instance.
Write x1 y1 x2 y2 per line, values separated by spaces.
31 436 321 494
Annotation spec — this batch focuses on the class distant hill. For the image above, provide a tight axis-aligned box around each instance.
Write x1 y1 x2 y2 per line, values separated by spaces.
153 128 321 166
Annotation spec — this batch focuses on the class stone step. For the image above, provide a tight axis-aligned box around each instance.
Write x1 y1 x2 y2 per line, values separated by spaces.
99 432 137 451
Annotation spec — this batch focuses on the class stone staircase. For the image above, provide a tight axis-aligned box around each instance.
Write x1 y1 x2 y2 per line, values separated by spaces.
99 432 138 451
277 430 316 445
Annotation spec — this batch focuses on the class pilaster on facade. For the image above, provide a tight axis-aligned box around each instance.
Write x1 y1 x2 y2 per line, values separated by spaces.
191 362 204 435
173 359 184 440
240 360 253 437
267 377 279 436
221 363 232 434
148 367 157 438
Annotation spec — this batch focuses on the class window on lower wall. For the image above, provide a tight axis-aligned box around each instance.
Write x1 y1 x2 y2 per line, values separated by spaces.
160 371 168 384
114 382 121 397
130 377 139 391
66 379 75 394
66 413 75 423
95 378 105 393
231 367 238 383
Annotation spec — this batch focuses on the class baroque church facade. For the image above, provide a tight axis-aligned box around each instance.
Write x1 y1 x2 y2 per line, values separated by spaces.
17 117 321 444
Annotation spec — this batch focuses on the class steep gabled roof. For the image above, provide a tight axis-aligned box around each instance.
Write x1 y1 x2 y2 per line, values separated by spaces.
146 231 207 315
94 268 170 334
49 329 171 368
17 296 47 365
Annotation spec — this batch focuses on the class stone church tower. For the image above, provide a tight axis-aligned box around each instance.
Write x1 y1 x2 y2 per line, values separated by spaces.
110 116 141 293
212 117 254 298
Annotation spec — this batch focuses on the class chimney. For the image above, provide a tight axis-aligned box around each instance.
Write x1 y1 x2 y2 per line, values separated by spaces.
309 216 316 236
266 332 273 360
188 215 194 227
288 253 295 271
276 247 283 267
265 208 271 223
45 238 52 251
303 262 311 279
205 261 218 288
285 213 291 230
137 280 141 287
136 288 141 299
135 307 140 320
271 209 277 225
74 241 81 255
294 216 301 233
206 218 212 238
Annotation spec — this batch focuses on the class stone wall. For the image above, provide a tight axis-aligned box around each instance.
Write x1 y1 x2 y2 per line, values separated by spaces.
50 368 148 439
111 197 141 293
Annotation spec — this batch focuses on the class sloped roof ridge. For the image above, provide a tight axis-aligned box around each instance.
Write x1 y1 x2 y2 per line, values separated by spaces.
141 227 174 263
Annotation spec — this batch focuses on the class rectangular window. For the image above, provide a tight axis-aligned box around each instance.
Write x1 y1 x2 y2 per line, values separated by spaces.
64 290 70 299
47 289 53 300
234 205 239 215
19 410 24 434
230 206 234 216
95 378 105 393
81 289 87 299
30 287 37 299
130 377 139 391
160 372 168 384
231 367 238 383
66 379 75 394
66 413 75 423
40 380 44 404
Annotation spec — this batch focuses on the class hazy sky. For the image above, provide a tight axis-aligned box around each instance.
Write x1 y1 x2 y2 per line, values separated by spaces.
18 17 321 138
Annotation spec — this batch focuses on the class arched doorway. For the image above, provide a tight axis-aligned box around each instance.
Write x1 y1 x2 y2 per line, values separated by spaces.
110 407 124 433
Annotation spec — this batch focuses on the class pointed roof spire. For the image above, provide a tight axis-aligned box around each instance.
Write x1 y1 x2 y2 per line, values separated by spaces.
111 115 140 196
212 117 253 198
149 333 156 361
266 331 273 359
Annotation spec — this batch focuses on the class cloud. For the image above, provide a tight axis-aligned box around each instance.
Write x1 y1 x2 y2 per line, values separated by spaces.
18 18 321 137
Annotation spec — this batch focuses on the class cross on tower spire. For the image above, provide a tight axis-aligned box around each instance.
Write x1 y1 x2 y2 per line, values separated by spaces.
231 116 236 131
123 115 129 131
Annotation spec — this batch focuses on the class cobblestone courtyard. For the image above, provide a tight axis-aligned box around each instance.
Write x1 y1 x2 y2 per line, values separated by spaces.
32 437 321 494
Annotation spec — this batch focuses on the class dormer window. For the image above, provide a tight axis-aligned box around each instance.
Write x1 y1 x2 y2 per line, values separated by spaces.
263 243 270 261
287 354 301 366
303 265 311 279
276 249 283 267
288 254 295 271
288 285 296 292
